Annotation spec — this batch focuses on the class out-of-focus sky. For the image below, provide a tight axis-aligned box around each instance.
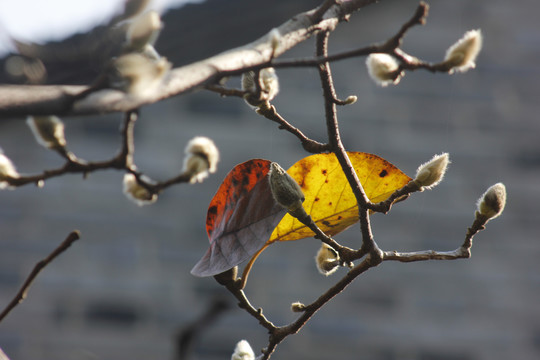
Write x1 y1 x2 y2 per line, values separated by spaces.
0 0 203 56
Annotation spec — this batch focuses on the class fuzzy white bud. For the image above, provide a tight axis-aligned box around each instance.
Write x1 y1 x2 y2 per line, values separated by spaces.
477 182 506 220
26 116 67 149
343 95 358 105
261 69 279 101
291 301 306 313
315 243 340 276
122 173 157 206
182 136 220 184
0 150 20 189
414 153 450 190
444 29 483 74
241 68 279 107
231 340 255 360
126 11 162 51
366 53 403 87
108 53 171 96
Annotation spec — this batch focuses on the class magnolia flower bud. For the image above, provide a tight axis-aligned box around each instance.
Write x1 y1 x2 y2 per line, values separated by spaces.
477 183 506 220
231 340 255 360
366 53 403 87
444 29 483 74
291 301 306 313
414 153 450 190
343 95 358 105
26 116 67 150
126 11 162 51
108 53 171 96
122 173 157 206
241 68 279 107
315 243 340 276
182 136 220 184
0 150 19 189
269 162 307 219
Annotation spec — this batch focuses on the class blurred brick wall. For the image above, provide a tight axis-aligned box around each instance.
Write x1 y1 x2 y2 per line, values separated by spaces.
1 0 539 359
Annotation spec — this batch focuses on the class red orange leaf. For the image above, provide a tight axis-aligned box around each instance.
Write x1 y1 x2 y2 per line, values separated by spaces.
191 159 286 277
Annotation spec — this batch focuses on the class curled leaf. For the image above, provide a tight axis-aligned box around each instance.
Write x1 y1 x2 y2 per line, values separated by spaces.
191 159 286 277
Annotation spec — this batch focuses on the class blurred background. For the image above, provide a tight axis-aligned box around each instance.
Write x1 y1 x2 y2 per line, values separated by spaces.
1 0 539 359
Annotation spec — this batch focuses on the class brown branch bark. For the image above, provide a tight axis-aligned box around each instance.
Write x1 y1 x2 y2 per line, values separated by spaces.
0 231 81 323
316 31 380 256
255 104 330 153
6 111 137 187
227 209 489 360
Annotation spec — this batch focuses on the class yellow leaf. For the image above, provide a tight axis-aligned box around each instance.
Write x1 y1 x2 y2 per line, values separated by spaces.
269 152 411 242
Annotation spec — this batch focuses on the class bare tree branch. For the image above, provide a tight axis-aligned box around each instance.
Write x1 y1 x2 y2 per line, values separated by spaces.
315 31 381 256
222 207 491 360
0 231 81 323
0 2 501 359
383 212 488 262
0 0 377 118
255 104 330 153
5 111 137 187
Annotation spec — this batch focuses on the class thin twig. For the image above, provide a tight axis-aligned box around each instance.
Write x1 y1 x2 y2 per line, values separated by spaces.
268 2 429 70
383 212 488 262
384 2 429 50
262 253 382 360
0 230 81 323
316 31 380 255
367 180 420 213
256 104 330 153
206 85 331 153
6 111 138 188
5 110 192 194
205 84 247 98
256 210 489 359
294 213 362 263
0 0 379 117
223 282 277 332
